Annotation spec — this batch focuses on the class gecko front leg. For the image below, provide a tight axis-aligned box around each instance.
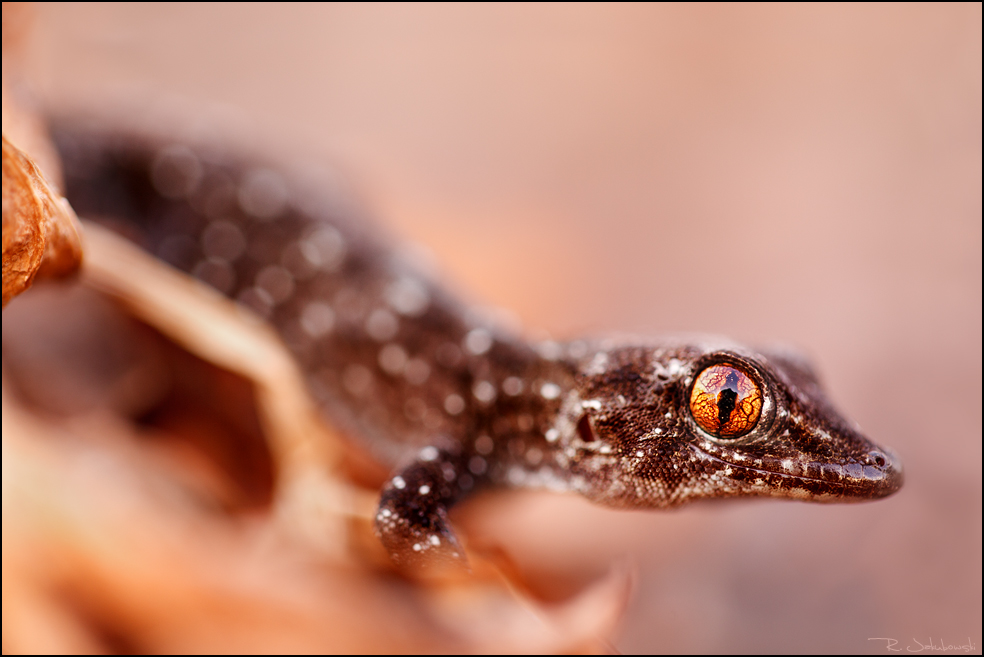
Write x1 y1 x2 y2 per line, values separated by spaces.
374 445 474 572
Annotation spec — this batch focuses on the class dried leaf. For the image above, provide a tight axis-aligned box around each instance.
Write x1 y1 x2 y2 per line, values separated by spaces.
2 135 82 307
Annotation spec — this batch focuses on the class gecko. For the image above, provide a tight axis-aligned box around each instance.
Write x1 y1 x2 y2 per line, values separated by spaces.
53 123 903 573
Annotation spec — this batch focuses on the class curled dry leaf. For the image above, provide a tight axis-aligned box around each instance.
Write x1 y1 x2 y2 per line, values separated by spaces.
1 134 82 307
1 222 629 653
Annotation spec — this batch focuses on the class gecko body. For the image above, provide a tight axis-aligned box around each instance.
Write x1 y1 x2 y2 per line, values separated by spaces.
55 124 903 571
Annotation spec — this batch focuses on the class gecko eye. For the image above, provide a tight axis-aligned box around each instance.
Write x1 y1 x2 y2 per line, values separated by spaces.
689 363 763 439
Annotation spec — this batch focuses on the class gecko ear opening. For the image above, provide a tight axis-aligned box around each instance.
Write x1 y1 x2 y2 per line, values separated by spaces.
577 414 597 443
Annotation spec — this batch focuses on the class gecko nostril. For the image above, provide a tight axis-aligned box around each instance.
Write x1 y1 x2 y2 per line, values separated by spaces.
868 451 887 468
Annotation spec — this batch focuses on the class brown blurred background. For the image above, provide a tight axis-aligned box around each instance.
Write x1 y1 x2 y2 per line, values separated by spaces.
13 4 982 653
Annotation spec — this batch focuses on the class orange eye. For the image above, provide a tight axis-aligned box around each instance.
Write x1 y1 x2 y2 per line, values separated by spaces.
689 363 763 439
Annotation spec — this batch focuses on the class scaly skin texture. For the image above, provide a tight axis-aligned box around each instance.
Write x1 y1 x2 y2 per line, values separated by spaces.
55 124 903 572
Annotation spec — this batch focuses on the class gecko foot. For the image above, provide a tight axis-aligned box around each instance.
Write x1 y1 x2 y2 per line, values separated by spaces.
373 447 471 576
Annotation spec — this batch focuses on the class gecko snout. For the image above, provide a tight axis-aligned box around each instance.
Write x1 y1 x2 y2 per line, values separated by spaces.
861 447 904 497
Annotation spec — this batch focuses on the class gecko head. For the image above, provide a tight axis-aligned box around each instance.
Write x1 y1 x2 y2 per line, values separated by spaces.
565 339 903 508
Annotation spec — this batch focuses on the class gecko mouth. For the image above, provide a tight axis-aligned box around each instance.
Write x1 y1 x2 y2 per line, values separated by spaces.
689 443 904 500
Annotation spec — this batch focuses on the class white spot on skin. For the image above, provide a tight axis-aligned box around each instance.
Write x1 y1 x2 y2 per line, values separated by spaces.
366 309 398 341
392 476 406 490
587 352 609 375
412 543 422 552
502 376 524 396
464 328 493 355
419 446 439 462
813 428 834 442
541 382 561 400
581 399 602 410
537 341 563 360
300 302 335 337
545 428 560 443
472 380 497 403
301 226 346 272
386 278 430 316
636 450 645 458
239 169 288 220
567 341 588 358
429 535 441 546
444 394 465 415
419 485 431 495
378 343 408 374
474 435 494 455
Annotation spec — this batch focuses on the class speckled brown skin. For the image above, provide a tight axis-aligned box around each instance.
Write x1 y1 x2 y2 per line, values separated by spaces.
55 124 902 572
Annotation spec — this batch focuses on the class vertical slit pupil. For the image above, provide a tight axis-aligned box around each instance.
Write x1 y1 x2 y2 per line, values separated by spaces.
717 388 737 427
